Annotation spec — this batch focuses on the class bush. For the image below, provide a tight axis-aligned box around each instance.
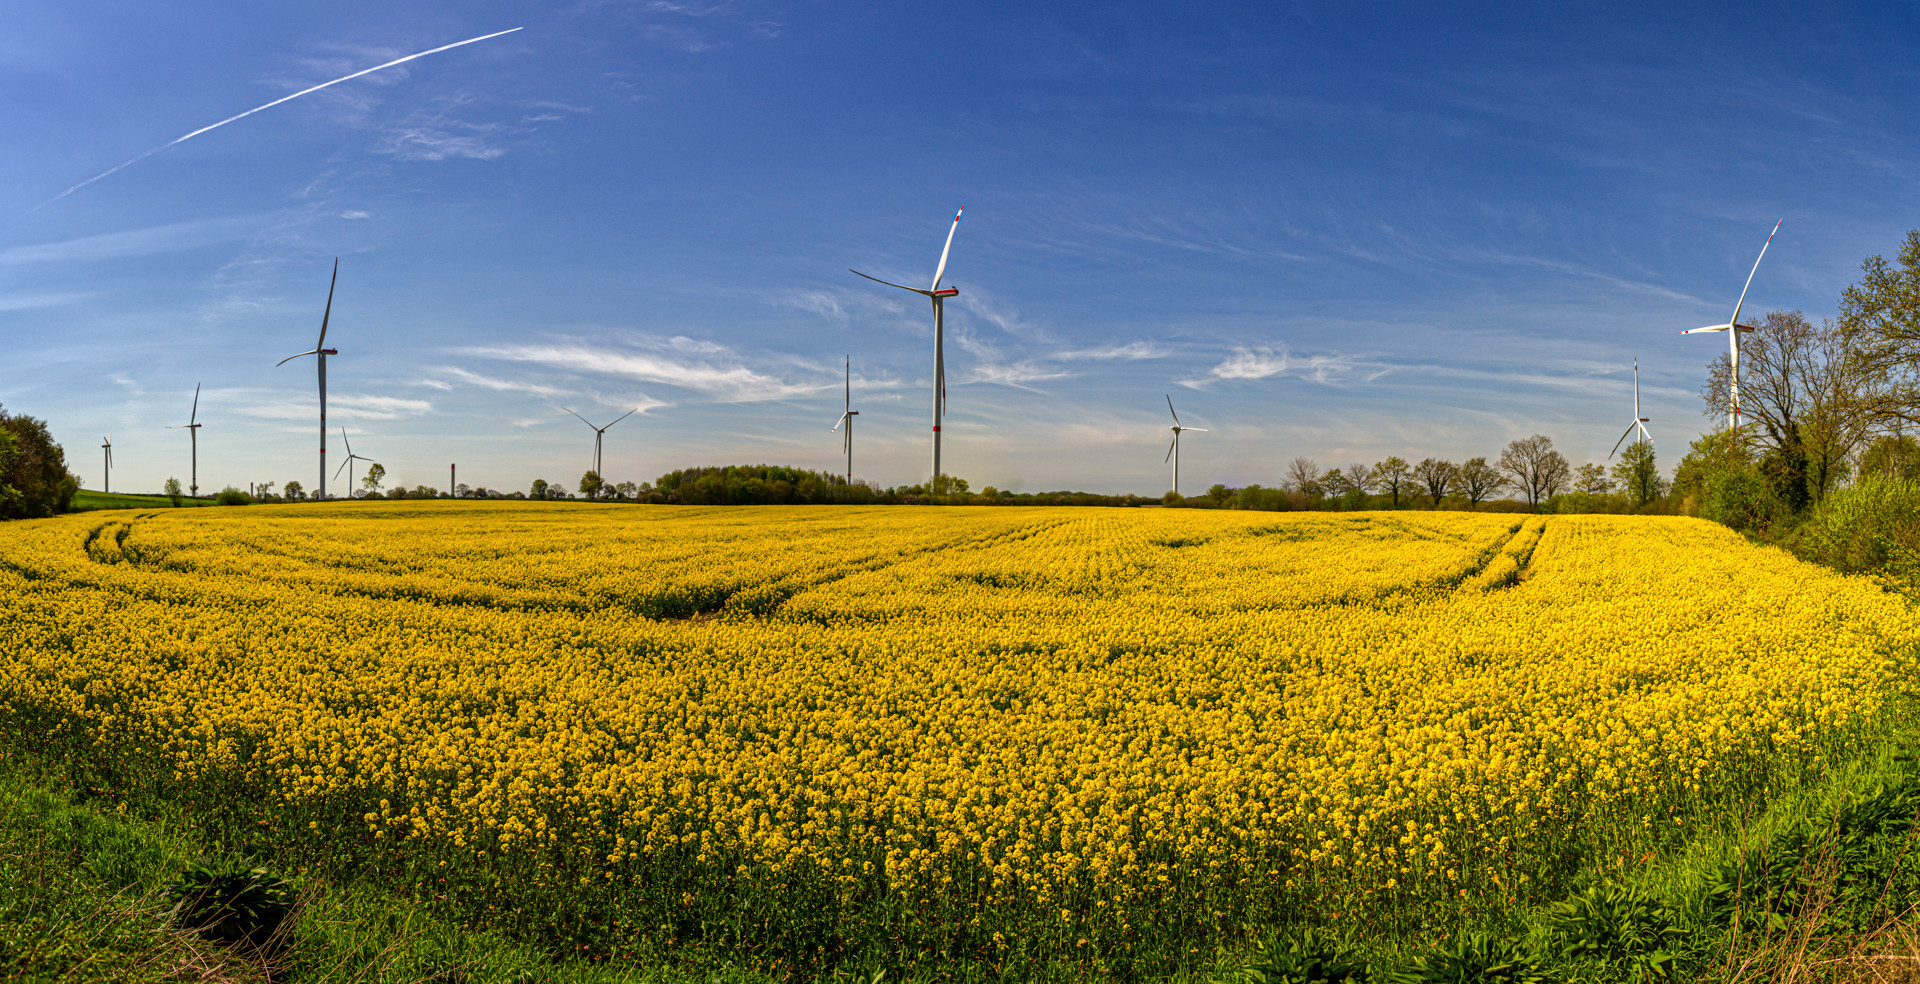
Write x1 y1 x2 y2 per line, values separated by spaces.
1544 884 1685 980
165 858 297 954
1783 476 1920 594
213 486 253 506
1224 931 1371 983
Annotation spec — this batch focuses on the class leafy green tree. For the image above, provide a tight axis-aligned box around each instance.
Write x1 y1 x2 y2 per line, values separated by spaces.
361 463 385 496
283 480 305 501
1371 456 1411 507
1838 228 1920 423
1207 483 1231 506
1456 457 1503 507
929 474 970 495
1414 457 1457 507
1858 431 1920 480
1574 462 1613 495
530 478 549 500
1611 440 1663 508
579 470 606 500
163 477 183 507
0 406 79 519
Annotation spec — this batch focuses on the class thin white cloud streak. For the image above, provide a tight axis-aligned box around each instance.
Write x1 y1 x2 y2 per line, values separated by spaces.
36 27 523 209
0 216 261 265
1187 345 1380 387
237 394 433 421
1054 340 1169 361
431 366 567 398
470 340 831 402
0 291 88 311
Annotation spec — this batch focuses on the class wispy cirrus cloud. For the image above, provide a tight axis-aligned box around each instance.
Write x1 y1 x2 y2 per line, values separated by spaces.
469 336 833 402
426 366 568 398
1187 344 1386 387
0 216 262 266
1054 340 1169 361
237 393 433 421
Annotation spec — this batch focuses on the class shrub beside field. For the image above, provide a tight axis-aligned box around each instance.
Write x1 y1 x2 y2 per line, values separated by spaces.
0 503 1914 980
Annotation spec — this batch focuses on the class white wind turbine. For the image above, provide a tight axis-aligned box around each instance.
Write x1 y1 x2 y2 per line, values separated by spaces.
561 406 642 478
830 355 859 486
851 206 963 484
1681 220 1779 432
276 260 340 499
101 434 113 494
167 384 204 497
1609 358 1655 459
1164 396 1206 497
334 427 372 497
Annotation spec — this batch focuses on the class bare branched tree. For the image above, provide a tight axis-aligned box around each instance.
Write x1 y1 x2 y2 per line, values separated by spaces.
1284 456 1322 499
1498 435 1570 509
1703 309 1879 503
1343 462 1374 494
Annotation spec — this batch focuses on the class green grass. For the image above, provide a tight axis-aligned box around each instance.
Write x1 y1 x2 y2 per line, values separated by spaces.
69 490 211 511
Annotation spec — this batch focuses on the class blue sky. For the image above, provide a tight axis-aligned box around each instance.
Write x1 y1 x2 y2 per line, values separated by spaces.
6 2 1920 496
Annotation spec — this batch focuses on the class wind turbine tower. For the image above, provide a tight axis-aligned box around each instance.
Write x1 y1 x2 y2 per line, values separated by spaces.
1610 359 1656 459
561 406 642 478
1164 396 1206 497
276 260 340 499
1681 221 1779 432
168 384 204 497
851 206 963 484
831 355 859 486
101 434 112 494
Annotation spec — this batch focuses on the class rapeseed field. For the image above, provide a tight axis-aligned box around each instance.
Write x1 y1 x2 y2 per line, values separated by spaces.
0 503 1910 970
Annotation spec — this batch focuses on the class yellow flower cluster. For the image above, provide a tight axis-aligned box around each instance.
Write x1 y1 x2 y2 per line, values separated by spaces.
0 503 1910 946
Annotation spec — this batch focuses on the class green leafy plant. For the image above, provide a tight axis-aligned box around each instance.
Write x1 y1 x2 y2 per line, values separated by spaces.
1390 932 1547 984
1225 930 1371 983
1545 884 1684 980
164 856 297 954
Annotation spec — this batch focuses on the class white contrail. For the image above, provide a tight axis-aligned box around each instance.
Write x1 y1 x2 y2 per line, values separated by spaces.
35 27 523 210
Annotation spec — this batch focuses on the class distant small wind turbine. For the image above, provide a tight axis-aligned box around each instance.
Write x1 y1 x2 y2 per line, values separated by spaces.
851 206 963 484
561 406 642 478
167 384 204 497
1609 358 1655 459
1681 220 1779 432
334 427 372 497
277 260 340 500
101 434 112 494
830 355 860 486
1164 396 1206 497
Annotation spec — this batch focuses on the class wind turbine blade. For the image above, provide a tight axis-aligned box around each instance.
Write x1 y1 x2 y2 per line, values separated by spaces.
1609 422 1638 458
831 412 848 432
275 349 321 367
1165 436 1177 463
1186 428 1209 433
930 206 963 291
1639 422 1655 445
606 406 641 429
1166 395 1180 426
1728 219 1781 332
335 458 351 480
340 426 352 457
190 383 200 423
317 258 338 348
1681 324 1734 334
849 269 935 296
559 406 602 429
